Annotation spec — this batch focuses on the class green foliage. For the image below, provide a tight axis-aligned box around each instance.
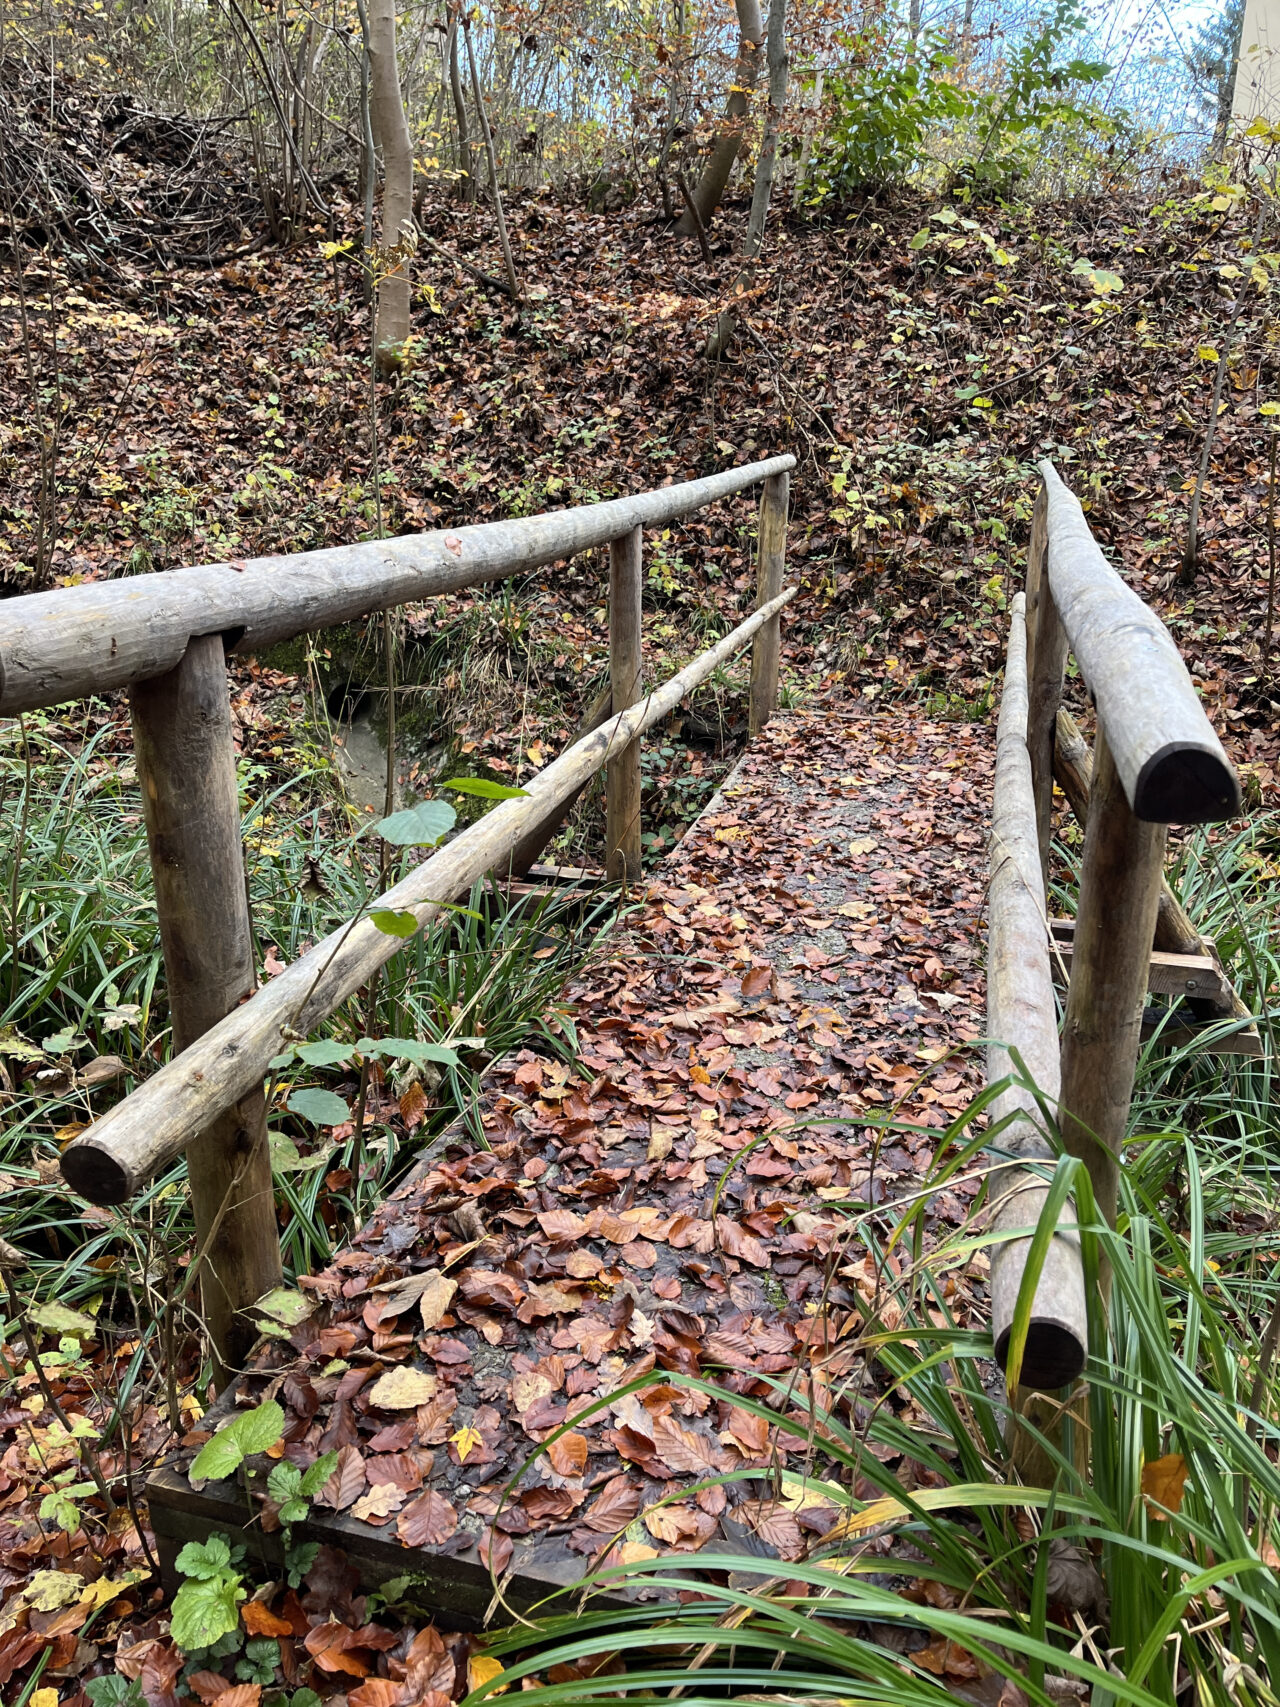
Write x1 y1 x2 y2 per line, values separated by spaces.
286 1086 351 1126
171 1535 247 1653
266 1450 338 1526
806 4 1118 202
368 799 456 846
189 1400 285 1485
804 33 967 198
440 776 530 800
85 1679 144 1707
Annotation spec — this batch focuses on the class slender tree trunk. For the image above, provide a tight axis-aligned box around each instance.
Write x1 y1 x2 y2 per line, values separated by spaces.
464 19 520 302
704 0 786 360
368 0 414 373
675 0 764 235
445 5 475 203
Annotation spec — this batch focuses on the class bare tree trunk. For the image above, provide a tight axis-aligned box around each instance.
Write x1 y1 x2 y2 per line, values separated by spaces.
445 4 475 203
368 0 414 373
704 0 786 361
675 0 764 236
464 19 520 302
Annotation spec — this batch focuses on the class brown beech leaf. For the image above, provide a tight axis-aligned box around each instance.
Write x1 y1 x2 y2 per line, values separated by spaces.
349 1482 406 1524
349 1681 404 1707
583 1473 642 1532
366 1452 424 1493
216 1689 263 1707
1141 1452 1188 1517
396 1489 459 1548
478 1526 513 1575
401 1623 456 1698
304 1622 371 1678
241 1600 292 1637
545 1430 588 1477
651 1414 725 1476
313 1443 366 1511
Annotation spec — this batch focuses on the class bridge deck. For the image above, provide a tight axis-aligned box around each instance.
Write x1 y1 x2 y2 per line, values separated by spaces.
148 706 994 1624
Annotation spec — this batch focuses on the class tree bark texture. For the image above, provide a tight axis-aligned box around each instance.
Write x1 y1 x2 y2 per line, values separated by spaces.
129 635 281 1388
703 0 787 361
606 527 644 882
749 469 788 734
368 0 415 371
1058 730 1166 1230
987 595 1086 1391
0 456 795 715
675 0 764 235
1039 460 1239 823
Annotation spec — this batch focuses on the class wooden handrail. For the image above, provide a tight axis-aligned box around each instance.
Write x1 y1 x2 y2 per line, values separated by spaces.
987 593 1086 1391
0 455 794 715
15 456 795 1381
60 585 797 1208
988 464 1243 1400
1037 461 1239 824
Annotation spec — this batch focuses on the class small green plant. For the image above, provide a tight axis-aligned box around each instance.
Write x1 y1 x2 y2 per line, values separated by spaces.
189 1399 285 1488
170 1534 248 1652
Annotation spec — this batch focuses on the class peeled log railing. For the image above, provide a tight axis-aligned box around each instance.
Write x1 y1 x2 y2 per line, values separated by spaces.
988 461 1241 1393
0 455 795 1386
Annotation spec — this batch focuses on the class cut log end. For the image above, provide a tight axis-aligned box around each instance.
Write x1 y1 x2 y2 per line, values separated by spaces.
994 1318 1087 1393
61 1137 134 1206
1133 742 1241 825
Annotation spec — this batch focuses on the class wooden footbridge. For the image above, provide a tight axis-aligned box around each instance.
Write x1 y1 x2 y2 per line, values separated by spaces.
0 453 1250 1618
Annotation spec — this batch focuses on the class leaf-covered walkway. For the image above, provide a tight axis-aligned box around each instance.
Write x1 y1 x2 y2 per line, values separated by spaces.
161 705 996 1618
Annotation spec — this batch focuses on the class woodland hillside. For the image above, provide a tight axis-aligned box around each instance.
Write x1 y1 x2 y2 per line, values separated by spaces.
5 0 1280 1704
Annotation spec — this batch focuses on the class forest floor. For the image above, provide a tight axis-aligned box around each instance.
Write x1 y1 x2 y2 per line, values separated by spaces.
5 89 1280 1705
0 706 999 1703
6 157 1280 839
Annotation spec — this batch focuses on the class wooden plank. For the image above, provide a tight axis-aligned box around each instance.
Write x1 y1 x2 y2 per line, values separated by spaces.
1139 1014 1265 1058
130 635 281 1385
145 1462 643 1628
606 526 643 882
1040 461 1239 824
61 587 797 1206
0 456 796 715
986 593 1086 1392
749 470 789 735
1048 931 1232 1006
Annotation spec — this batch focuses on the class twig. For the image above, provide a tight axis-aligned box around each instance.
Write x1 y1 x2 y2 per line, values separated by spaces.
677 170 713 265
419 230 514 297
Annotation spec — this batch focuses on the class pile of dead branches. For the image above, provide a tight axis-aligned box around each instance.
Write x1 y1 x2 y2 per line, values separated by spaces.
0 54 261 273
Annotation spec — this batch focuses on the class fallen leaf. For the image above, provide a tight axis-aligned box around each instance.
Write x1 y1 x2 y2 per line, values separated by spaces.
368 1367 438 1410
396 1489 459 1548
1141 1452 1189 1517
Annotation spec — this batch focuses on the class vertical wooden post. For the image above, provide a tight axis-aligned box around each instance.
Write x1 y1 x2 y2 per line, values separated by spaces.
606 526 644 883
1024 481 1065 888
1058 729 1166 1231
749 469 789 736
130 634 282 1388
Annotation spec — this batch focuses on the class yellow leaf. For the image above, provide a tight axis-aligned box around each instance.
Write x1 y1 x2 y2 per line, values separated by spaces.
451 1424 483 1463
368 1366 438 1409
31 1691 60 1707
1141 1452 1189 1517
468 1654 507 1693
1197 345 1221 362
848 838 877 857
25 1570 84 1611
